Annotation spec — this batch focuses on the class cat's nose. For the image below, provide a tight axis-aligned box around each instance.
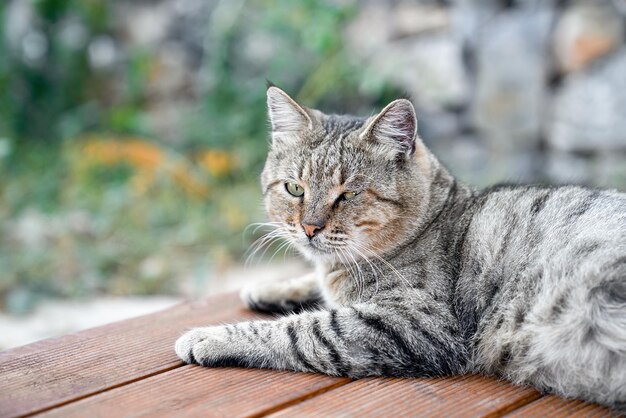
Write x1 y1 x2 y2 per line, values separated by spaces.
302 222 324 238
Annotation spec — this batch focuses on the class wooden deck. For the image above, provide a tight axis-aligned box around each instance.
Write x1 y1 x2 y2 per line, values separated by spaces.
0 291 617 417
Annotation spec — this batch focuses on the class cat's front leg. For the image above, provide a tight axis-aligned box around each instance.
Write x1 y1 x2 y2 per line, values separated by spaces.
175 304 466 378
240 272 323 314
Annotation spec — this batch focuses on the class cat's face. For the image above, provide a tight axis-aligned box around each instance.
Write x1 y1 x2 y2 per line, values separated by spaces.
261 87 430 264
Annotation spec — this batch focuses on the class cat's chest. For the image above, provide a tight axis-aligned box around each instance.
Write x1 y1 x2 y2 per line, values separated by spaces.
318 269 358 307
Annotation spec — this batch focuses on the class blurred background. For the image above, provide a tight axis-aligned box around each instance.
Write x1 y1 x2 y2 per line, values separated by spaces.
1 0 626 349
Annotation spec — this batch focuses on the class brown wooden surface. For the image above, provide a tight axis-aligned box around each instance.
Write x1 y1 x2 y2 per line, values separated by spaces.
0 291 615 418
505 395 617 418
268 374 541 418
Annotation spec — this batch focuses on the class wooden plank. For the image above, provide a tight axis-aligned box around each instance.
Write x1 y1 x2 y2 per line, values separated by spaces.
267 374 542 417
2 288 611 418
505 395 616 417
0 292 267 418
36 366 350 418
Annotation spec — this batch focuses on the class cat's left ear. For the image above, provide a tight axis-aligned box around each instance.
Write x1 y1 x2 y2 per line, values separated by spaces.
360 99 419 159
266 86 313 138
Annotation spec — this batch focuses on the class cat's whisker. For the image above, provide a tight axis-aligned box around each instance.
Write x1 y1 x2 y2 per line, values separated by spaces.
244 229 290 268
282 239 297 264
354 242 414 292
342 245 366 302
343 248 366 302
341 247 361 302
254 231 291 264
347 242 382 297
245 228 284 255
267 238 294 265
243 221 283 237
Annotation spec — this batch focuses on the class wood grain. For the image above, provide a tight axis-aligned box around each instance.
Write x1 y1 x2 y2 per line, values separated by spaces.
1 289 615 418
505 395 617 417
37 367 350 418
267 374 542 418
0 292 263 418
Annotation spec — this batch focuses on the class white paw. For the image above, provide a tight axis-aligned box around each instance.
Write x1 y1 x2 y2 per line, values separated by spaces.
240 282 277 310
239 283 257 309
174 326 230 365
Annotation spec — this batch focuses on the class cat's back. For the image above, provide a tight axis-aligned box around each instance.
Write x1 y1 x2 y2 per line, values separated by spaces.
455 184 626 408
458 183 625 314
467 184 626 262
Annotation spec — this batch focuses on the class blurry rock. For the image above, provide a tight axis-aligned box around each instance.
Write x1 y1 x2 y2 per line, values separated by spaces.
546 151 626 189
429 134 489 182
450 0 501 49
88 36 117 70
65 210 94 236
117 2 172 46
397 34 469 108
596 153 626 188
241 32 282 66
348 1 451 46
344 3 390 52
472 9 553 153
430 134 543 186
21 31 48 66
149 99 195 143
549 48 626 153
58 18 89 51
346 2 468 109
417 108 462 142
546 151 592 185
149 41 193 98
4 0 34 51
553 1 625 73
140 256 168 280
9 208 54 249
391 2 450 38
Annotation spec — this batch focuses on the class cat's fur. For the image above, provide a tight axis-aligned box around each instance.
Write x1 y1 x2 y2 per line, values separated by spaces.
176 86 626 411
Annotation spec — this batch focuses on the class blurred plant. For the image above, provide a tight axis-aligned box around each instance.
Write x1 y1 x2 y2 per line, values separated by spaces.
2 1 115 143
74 136 211 198
0 0 402 314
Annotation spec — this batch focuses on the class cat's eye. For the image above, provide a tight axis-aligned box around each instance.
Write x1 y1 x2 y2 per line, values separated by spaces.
286 182 304 197
343 191 357 200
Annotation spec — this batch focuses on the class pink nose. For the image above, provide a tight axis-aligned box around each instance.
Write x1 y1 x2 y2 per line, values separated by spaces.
302 223 323 238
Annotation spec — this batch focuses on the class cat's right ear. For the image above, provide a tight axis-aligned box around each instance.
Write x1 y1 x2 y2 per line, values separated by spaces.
266 86 312 139
360 99 418 159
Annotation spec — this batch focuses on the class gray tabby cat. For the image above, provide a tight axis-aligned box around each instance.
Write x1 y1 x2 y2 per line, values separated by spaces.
175 86 626 411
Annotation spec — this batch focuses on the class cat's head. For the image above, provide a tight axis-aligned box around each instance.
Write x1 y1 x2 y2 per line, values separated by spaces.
261 86 434 265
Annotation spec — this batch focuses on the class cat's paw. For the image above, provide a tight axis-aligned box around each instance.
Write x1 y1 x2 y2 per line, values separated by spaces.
174 326 229 365
240 282 280 312
240 280 321 314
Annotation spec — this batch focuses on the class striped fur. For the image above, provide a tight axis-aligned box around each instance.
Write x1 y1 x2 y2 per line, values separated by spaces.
176 87 626 411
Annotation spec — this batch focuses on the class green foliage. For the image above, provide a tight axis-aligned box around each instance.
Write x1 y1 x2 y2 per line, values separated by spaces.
0 0 401 314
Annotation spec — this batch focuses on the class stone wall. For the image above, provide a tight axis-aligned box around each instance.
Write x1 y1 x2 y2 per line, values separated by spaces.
346 0 626 187
5 0 626 188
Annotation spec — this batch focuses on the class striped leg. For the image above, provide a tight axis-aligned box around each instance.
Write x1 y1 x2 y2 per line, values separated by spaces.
175 304 466 378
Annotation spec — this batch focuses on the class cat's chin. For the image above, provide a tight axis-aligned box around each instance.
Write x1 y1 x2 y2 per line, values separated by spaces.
296 241 338 263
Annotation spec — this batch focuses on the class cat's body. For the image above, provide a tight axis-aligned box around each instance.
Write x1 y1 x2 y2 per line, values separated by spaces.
176 87 626 411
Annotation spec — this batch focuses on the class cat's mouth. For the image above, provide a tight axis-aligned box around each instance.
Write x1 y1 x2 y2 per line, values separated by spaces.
303 238 334 255
306 239 327 252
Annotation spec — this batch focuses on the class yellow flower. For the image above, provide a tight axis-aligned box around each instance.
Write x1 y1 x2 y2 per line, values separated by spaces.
73 136 210 198
123 140 165 169
198 150 234 177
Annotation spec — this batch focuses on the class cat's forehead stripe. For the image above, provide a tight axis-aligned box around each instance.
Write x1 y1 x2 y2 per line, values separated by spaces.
322 115 367 135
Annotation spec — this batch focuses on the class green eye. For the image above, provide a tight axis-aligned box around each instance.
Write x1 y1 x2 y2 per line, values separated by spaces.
286 182 304 197
343 191 357 200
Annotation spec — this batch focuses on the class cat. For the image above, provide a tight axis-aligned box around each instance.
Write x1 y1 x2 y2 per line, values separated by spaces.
175 85 626 411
